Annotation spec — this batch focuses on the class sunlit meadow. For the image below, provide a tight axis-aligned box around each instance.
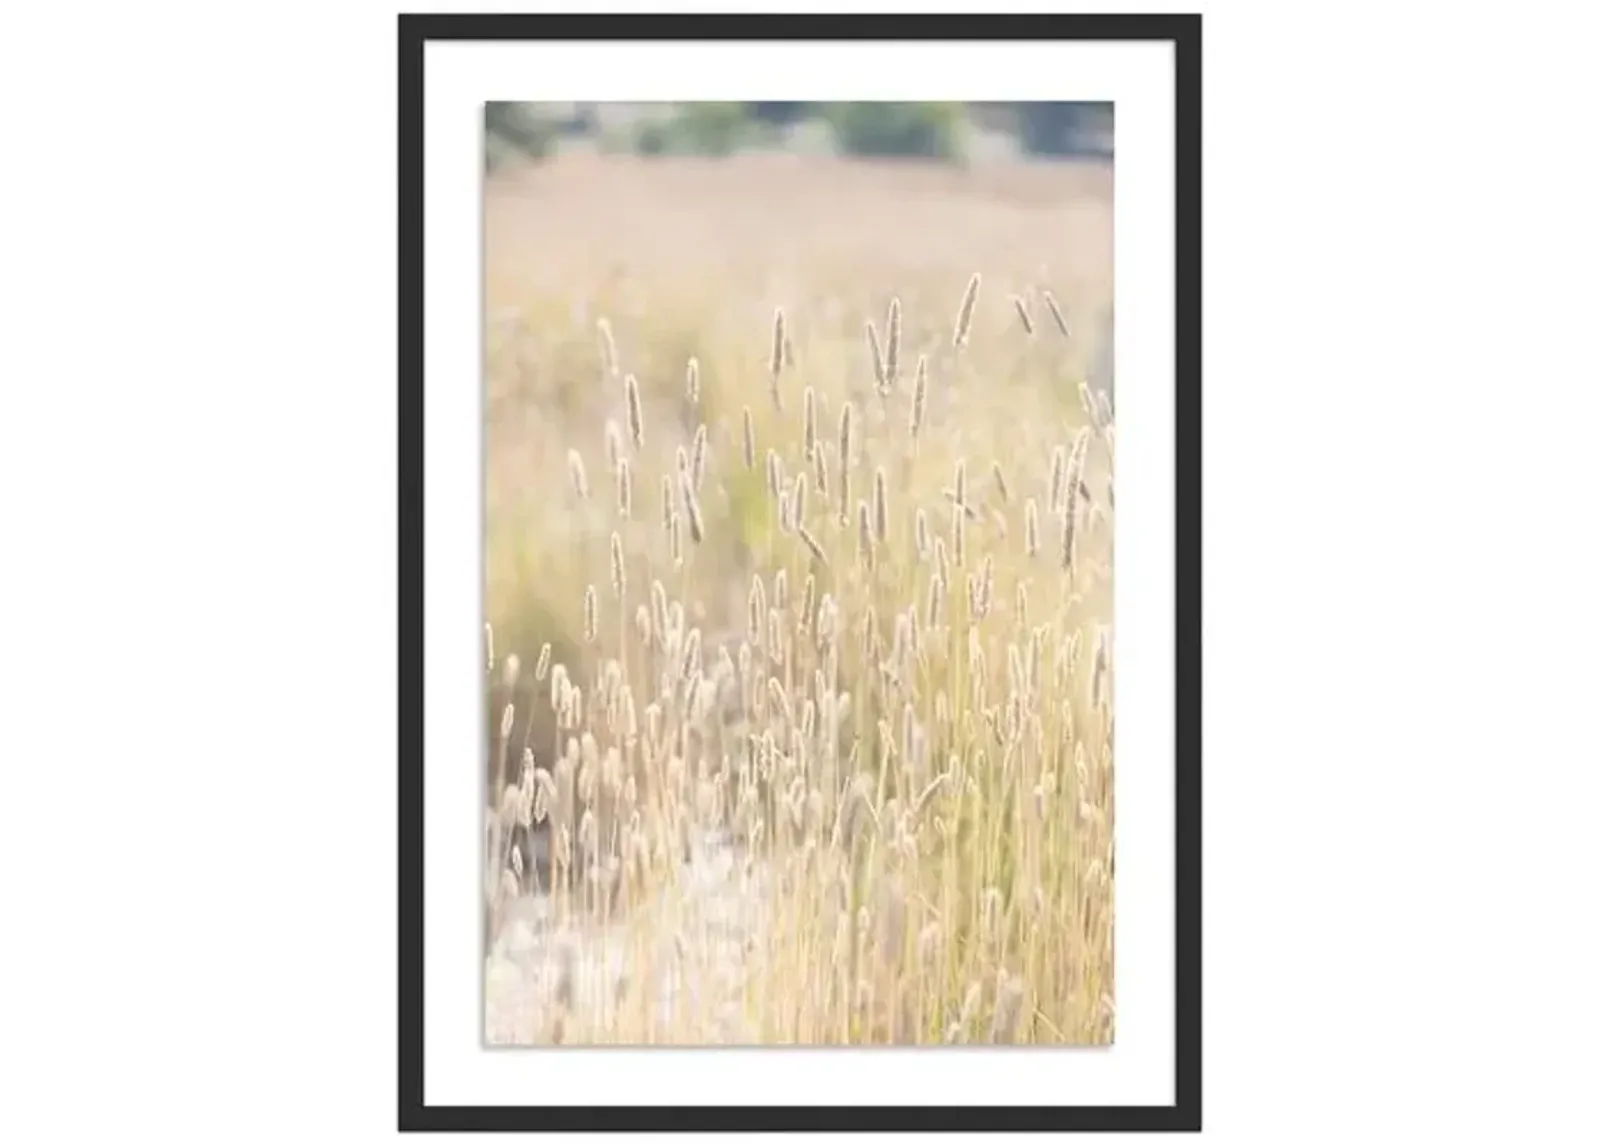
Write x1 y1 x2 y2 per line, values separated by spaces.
481 153 1115 1046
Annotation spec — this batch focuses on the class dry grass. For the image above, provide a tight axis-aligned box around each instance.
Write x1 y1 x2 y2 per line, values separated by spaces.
482 153 1114 1045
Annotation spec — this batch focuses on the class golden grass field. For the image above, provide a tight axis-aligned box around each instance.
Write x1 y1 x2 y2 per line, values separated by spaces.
481 152 1115 1045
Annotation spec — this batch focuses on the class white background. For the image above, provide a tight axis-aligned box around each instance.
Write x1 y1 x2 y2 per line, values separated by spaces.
426 36 1173 1108
2 1 1598 1141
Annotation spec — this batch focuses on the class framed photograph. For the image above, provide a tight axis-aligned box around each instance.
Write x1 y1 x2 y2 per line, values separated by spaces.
399 11 1200 1132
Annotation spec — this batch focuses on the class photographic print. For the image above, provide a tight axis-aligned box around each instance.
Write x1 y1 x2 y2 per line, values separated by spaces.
402 13 1198 1131
481 99 1117 1049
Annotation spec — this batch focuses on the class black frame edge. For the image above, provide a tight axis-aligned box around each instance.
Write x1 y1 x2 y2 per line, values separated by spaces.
398 12 1201 1133
398 11 428 1134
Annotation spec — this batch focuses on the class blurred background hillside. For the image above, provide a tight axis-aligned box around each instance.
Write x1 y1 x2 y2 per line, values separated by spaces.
485 101 1113 172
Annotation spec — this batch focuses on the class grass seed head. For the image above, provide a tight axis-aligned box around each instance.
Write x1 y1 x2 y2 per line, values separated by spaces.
873 467 889 545
1012 294 1034 336
926 572 945 630
616 458 632 519
566 449 589 500
624 372 644 450
857 500 875 569
679 474 705 544
910 356 928 441
953 272 981 349
680 627 702 683
597 317 619 380
766 449 782 502
609 531 626 598
691 423 708 490
885 296 902 387
990 460 1010 503
1060 496 1078 575
1049 445 1067 515
866 320 887 393
604 419 623 471
748 576 766 645
797 523 828 567
1043 289 1070 338
770 306 786 380
768 307 787 411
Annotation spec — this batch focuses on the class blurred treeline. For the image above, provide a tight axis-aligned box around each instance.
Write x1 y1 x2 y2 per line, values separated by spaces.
485 101 1114 171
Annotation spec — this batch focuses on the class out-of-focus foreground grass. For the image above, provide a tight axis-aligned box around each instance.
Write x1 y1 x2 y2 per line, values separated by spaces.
483 153 1116 1044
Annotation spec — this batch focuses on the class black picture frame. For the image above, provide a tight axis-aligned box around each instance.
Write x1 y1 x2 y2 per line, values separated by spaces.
400 11 1200 1132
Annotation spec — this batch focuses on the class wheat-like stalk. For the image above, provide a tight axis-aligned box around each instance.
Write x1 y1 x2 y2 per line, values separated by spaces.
856 500 874 570
769 307 786 407
616 458 632 519
659 474 675 534
567 449 589 500
1048 445 1067 516
1012 295 1034 336
1042 289 1070 339
837 401 854 527
885 296 902 388
690 424 709 491
624 373 644 450
597 317 619 380
872 467 889 546
609 532 626 598
797 523 828 567
866 320 887 393
679 473 705 545
953 272 980 349
908 356 928 443
990 460 1010 504
604 419 624 472
952 492 966 567
766 449 782 503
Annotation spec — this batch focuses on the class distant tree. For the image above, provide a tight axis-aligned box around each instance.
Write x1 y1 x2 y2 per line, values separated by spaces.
484 102 555 171
1015 102 1113 157
746 102 814 127
632 119 670 157
626 104 754 158
674 102 752 156
823 102 967 162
